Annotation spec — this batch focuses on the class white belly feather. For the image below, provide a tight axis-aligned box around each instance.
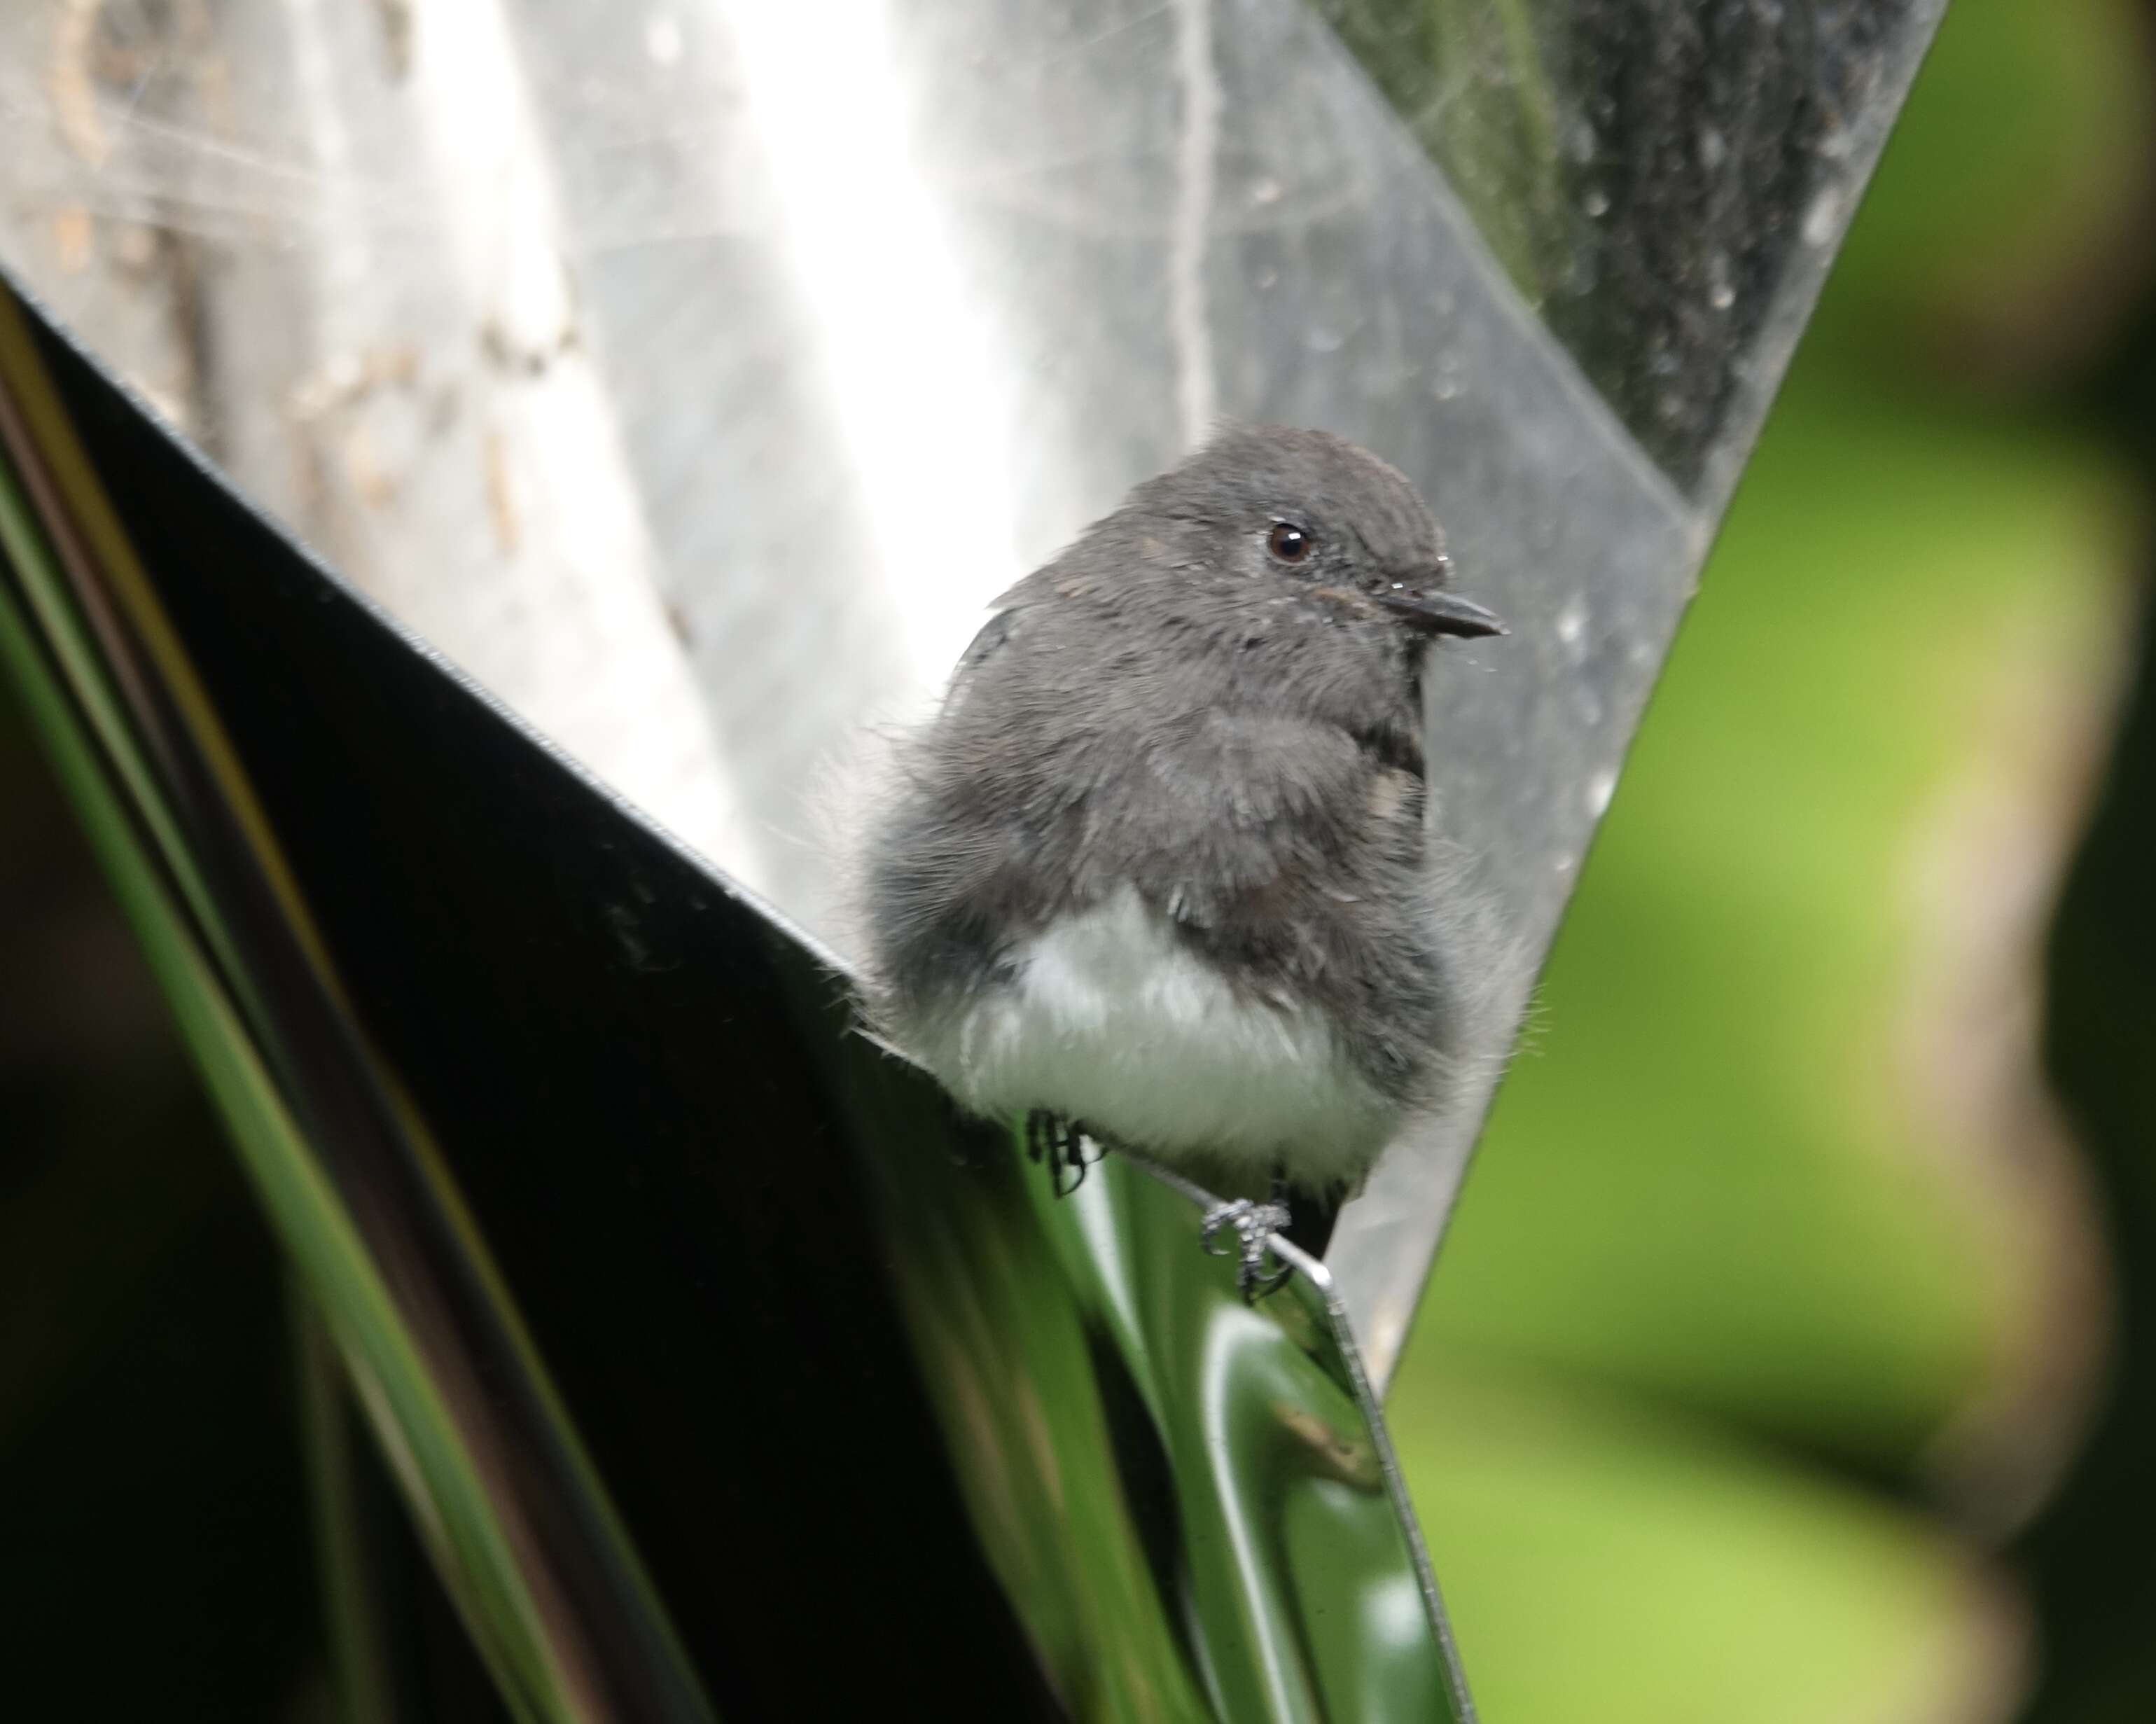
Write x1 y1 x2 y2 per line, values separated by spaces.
908 886 1393 1183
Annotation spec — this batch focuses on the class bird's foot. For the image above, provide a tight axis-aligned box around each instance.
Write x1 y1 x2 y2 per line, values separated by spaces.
1200 1197 1295 1302
1024 1109 1103 1197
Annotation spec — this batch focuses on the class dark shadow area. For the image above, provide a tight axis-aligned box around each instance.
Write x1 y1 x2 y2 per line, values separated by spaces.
2019 286 2156 1722
0 671 326 1723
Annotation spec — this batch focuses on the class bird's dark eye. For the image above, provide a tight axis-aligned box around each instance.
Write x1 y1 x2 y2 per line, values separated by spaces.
1266 522 1314 564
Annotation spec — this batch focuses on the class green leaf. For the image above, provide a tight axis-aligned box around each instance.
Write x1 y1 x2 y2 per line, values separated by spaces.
1395 1359 2026 1724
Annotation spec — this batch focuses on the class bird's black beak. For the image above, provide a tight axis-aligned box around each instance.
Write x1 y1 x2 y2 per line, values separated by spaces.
1377 586 1508 639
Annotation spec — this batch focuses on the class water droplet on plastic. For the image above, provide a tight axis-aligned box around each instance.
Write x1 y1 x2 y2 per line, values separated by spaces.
1802 186 1843 246
1706 251 1735 312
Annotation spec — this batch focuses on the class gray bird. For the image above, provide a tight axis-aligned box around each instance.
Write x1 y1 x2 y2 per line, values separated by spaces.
861 424 1506 1293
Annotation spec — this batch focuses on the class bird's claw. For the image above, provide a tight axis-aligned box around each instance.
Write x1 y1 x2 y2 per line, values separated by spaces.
1024 1109 1101 1197
1200 1198 1295 1302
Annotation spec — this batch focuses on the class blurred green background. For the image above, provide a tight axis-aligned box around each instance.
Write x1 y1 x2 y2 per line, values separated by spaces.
6 1 2156 1720
1391 1 2156 1720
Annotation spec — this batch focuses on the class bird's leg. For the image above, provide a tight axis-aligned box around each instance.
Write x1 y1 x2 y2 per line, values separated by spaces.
1050 1117 1087 1197
1067 1120 1106 1170
1023 1109 1094 1197
1200 1193 1295 1303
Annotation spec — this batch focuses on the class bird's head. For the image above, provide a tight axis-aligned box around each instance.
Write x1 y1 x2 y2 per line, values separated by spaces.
1134 424 1505 646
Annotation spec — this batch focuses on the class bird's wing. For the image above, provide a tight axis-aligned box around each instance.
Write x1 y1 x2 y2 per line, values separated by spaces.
1100 709 1429 1018
939 609 1015 718
1349 714 1426 780
1109 709 1379 899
